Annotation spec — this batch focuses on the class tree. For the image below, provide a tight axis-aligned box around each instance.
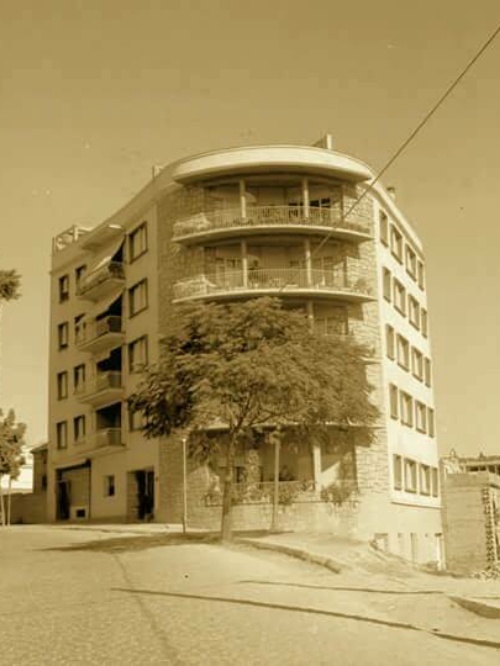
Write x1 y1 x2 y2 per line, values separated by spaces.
0 270 21 302
129 297 379 541
0 409 26 526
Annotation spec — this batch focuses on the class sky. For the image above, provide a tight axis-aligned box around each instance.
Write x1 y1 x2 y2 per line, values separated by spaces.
1 0 499 455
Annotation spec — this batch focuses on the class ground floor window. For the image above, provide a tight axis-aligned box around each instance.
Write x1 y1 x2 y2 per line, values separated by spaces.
104 475 115 497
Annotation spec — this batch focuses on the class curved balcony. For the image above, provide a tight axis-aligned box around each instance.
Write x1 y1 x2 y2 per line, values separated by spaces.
172 206 371 245
173 268 374 304
77 261 125 301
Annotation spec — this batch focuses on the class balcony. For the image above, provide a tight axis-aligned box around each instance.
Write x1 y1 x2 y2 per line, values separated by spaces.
74 428 124 454
75 316 124 354
77 262 125 301
76 372 123 408
173 268 374 304
173 206 371 244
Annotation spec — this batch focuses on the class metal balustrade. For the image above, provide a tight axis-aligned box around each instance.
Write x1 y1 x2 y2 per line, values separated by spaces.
75 316 123 350
173 267 372 302
173 205 371 240
77 261 125 298
77 372 123 404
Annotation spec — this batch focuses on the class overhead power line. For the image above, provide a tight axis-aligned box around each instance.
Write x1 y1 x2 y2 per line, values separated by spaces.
281 20 500 289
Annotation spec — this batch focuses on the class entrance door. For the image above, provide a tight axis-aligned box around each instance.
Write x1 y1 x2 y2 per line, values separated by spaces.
135 469 155 521
57 480 71 520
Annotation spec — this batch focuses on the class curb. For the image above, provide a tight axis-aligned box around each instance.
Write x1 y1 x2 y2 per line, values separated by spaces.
236 538 344 573
449 595 500 619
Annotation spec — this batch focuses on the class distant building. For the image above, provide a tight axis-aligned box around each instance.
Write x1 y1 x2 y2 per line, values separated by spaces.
47 136 441 563
441 451 500 572
7 443 48 524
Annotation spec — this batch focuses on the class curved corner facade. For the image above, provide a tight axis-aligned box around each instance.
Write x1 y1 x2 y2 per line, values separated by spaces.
47 138 442 565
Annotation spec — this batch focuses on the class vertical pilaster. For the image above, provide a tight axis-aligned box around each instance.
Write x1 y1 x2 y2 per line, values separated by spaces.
302 178 310 219
241 240 248 287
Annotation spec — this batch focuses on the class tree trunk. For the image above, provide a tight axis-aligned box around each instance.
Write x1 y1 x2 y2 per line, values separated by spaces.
221 434 237 543
7 475 12 526
0 477 5 527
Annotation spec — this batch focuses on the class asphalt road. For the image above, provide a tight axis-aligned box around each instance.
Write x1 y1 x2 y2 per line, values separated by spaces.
0 526 498 665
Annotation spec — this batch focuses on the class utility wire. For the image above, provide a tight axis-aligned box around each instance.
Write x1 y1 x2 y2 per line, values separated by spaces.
280 20 500 290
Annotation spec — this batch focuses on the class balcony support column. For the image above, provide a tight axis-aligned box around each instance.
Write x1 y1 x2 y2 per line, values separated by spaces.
304 238 312 287
306 301 314 331
239 179 247 220
241 240 248 288
302 178 310 219
312 442 322 488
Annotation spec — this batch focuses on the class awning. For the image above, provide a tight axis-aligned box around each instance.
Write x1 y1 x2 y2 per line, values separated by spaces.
87 237 124 275
88 290 123 319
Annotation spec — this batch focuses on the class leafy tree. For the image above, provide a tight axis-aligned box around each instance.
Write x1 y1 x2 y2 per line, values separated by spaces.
0 270 21 302
0 409 26 526
129 297 378 541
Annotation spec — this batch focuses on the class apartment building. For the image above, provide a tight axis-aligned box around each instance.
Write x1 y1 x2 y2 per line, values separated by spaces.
47 136 442 563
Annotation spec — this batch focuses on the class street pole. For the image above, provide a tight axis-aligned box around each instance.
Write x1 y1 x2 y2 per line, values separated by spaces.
271 434 280 533
182 436 188 534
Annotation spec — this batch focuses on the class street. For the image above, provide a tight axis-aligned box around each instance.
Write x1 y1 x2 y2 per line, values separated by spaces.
0 526 498 665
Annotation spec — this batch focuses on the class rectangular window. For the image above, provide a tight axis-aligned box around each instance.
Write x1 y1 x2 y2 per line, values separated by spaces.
104 475 116 497
393 454 403 490
390 226 403 262
421 309 428 337
57 371 68 400
408 296 420 329
73 415 86 443
129 222 148 262
420 464 431 495
73 364 86 393
129 336 148 373
383 268 392 302
389 384 399 419
412 348 424 381
405 246 417 279
400 391 413 427
417 261 425 290
59 275 70 302
404 459 417 493
393 280 406 315
379 210 389 245
396 335 410 370
431 467 439 497
424 358 432 387
386 325 395 359
129 407 146 432
75 265 87 290
56 421 68 450
57 322 69 350
428 408 435 437
129 279 148 317
415 401 427 433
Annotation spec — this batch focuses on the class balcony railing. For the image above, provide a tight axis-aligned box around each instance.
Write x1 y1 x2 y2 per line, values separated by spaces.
75 316 123 352
173 206 371 241
77 372 123 406
73 428 124 452
173 268 372 302
77 261 125 300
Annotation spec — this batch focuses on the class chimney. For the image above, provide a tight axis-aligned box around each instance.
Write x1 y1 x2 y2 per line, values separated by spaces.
312 134 334 150
387 186 396 200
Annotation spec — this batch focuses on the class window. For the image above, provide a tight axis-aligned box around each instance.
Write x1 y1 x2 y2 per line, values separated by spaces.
74 314 85 342
431 468 439 497
57 322 69 350
129 222 148 261
390 226 403 262
59 275 70 302
415 401 427 433
428 408 435 437
404 459 417 493
417 261 425 290
400 391 413 427
56 421 68 450
424 358 432 387
104 475 116 497
389 384 399 419
379 210 389 245
393 280 406 315
73 415 86 443
393 454 403 490
396 335 410 370
386 325 395 359
421 309 428 337
408 296 420 329
420 465 431 495
405 246 417 279
129 407 146 432
129 336 148 373
75 265 87 290
74 364 86 393
412 348 424 381
383 268 392 302
129 279 148 317
57 371 68 400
